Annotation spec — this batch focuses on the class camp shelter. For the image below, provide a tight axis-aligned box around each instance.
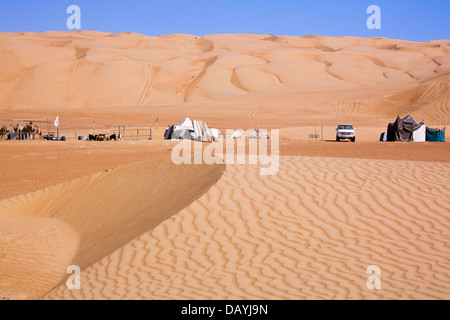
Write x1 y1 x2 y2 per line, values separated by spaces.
255 129 268 139
230 130 243 139
171 117 194 140
413 123 427 142
426 126 446 142
164 125 174 140
169 117 216 142
386 115 425 142
209 128 221 141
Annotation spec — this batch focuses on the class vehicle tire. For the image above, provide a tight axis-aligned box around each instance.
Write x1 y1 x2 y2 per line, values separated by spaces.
351 137 355 142
336 136 340 142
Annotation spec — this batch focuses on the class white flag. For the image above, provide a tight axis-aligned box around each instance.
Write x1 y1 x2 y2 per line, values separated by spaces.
54 116 59 127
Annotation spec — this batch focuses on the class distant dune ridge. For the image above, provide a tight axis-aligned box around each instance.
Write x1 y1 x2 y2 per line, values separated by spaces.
0 31 449 126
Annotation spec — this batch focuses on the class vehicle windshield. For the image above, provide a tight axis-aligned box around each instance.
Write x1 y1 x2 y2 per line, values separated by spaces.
338 125 353 130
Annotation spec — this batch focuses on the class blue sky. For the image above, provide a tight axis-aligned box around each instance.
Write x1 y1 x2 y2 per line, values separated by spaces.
0 0 448 42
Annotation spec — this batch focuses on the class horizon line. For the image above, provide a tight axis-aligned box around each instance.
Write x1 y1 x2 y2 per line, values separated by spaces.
1 30 449 43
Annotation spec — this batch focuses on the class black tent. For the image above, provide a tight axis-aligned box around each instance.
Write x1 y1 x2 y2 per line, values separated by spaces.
386 115 424 142
164 125 174 140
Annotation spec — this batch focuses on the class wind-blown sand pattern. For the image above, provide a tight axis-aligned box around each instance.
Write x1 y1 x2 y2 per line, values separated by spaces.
44 157 450 300
0 158 224 300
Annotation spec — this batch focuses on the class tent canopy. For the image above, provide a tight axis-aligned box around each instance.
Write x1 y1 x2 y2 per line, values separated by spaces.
230 130 243 139
413 124 426 142
169 117 216 142
426 126 446 142
174 117 194 131
171 117 194 140
387 115 424 142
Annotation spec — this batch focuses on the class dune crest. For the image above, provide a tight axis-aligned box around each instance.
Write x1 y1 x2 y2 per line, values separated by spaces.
0 157 225 299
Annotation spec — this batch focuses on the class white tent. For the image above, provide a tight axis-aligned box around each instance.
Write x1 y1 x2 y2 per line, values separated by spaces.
175 117 194 131
191 120 213 142
171 128 193 140
192 120 202 141
230 130 243 139
255 129 267 139
209 128 221 141
171 117 194 140
413 124 426 142
170 117 214 142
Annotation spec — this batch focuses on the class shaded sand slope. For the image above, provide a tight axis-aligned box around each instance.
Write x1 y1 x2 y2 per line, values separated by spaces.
0 158 225 299
0 217 78 300
45 156 450 300
0 140 177 200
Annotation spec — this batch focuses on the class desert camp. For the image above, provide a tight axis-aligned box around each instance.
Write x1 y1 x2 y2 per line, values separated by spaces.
383 115 446 142
164 117 221 142
0 1 449 304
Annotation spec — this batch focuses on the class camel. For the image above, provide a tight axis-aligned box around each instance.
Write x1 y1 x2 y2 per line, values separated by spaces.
13 123 24 140
0 125 8 140
13 123 39 140
0 122 42 140
33 124 42 139
24 122 33 140
20 122 42 140
27 122 42 140
89 133 117 141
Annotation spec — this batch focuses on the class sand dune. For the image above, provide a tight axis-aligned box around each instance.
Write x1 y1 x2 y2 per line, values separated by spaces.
0 157 224 300
43 157 450 300
0 32 448 128
371 77 450 125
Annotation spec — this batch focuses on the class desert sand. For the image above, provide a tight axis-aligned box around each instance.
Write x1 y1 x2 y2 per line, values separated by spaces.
0 31 449 128
41 156 450 300
0 32 449 300
0 153 224 299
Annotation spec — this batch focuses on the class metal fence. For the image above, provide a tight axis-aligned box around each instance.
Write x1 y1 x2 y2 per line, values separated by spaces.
57 124 156 141
0 118 52 140
0 118 158 141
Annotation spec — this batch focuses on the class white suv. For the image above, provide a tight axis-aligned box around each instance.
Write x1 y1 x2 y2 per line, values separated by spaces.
336 124 356 142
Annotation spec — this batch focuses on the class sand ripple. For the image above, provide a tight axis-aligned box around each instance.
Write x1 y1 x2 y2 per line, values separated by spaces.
43 156 450 300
